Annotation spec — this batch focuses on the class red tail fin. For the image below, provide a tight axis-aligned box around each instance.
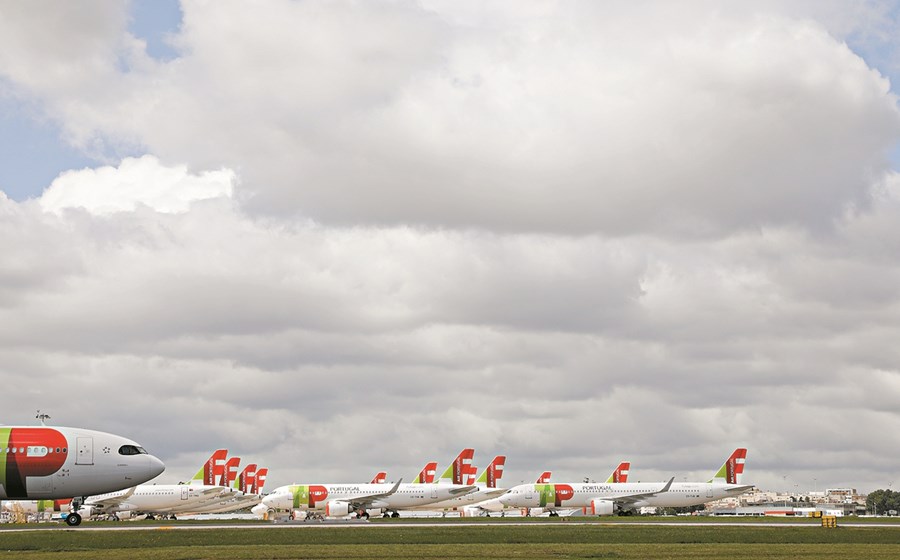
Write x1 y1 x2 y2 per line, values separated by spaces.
415 462 438 483
453 448 475 485
727 448 748 484
238 464 258 493
613 462 630 483
486 456 506 488
370 471 388 484
535 471 552 484
253 468 268 494
219 457 241 487
200 449 228 485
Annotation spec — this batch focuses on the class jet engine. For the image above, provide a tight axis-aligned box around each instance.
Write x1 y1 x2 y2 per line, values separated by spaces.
325 500 354 517
587 499 616 516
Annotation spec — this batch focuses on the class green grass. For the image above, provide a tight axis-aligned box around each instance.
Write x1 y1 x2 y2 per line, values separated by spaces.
1 524 899 559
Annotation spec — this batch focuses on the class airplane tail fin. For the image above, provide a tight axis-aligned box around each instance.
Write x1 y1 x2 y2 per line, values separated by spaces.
475 456 507 488
437 448 475 485
412 462 438 484
606 461 630 483
189 449 228 486
237 464 258 494
370 471 388 484
252 468 268 494
708 448 748 484
465 466 478 486
535 471 552 484
219 457 241 487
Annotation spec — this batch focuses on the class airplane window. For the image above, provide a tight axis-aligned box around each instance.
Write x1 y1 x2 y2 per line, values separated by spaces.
118 445 148 455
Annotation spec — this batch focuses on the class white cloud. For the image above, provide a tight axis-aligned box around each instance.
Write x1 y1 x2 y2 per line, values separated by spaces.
1 1 900 492
39 155 235 214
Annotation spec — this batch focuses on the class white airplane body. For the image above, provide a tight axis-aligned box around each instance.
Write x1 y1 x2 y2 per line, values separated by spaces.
81 484 230 518
0 425 164 525
499 450 750 516
262 478 478 518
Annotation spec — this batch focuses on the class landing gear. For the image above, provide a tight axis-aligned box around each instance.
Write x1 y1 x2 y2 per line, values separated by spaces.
391 512 400 518
549 511 560 517
66 497 85 527
355 511 370 520
382 512 391 518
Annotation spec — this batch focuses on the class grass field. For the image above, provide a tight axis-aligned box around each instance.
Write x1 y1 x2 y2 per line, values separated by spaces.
1 522 900 559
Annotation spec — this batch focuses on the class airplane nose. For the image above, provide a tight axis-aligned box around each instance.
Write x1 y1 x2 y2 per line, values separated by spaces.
148 455 165 479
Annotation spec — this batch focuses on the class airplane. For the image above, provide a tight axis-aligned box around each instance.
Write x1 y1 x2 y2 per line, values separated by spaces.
499 450 750 516
0 424 165 526
77 449 240 521
261 450 480 519
476 464 627 515
407 455 508 515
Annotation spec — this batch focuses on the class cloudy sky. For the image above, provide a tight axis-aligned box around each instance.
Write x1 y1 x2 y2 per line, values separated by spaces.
2 0 900 494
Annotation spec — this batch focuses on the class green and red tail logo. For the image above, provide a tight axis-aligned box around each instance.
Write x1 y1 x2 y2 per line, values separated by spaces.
0 428 68 498
413 462 437 484
437 448 474 485
192 449 228 486
607 462 630 483
219 457 241 487
476 456 506 488
709 448 748 484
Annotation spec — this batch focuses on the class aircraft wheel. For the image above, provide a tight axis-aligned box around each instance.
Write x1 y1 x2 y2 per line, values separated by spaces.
382 513 390 518
65 512 82 527
391 512 400 518
361 512 370 519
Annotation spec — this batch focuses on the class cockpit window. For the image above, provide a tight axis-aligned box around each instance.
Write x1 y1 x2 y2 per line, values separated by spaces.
118 445 148 456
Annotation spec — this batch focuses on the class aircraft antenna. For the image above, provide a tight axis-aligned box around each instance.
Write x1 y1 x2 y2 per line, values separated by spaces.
36 410 51 426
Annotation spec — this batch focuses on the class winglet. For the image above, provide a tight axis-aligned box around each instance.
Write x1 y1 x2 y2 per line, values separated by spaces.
659 476 674 493
386 478 403 496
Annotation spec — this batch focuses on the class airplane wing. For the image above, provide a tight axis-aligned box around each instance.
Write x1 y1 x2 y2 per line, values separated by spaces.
447 485 479 496
609 477 675 505
84 487 137 511
345 479 403 509
476 488 507 499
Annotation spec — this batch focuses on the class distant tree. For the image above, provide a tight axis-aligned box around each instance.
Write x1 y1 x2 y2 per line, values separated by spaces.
867 489 900 515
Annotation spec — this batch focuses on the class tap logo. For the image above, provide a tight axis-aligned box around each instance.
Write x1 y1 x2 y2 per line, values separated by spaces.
0 428 69 498
537 484 575 507
290 485 330 508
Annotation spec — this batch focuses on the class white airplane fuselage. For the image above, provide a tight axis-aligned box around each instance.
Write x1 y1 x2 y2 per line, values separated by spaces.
500 481 751 512
0 425 164 500
83 484 234 516
263 482 476 516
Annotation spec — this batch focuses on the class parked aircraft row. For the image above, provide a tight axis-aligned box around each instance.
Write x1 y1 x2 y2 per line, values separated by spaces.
0 422 751 524
259 448 750 519
73 449 269 521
